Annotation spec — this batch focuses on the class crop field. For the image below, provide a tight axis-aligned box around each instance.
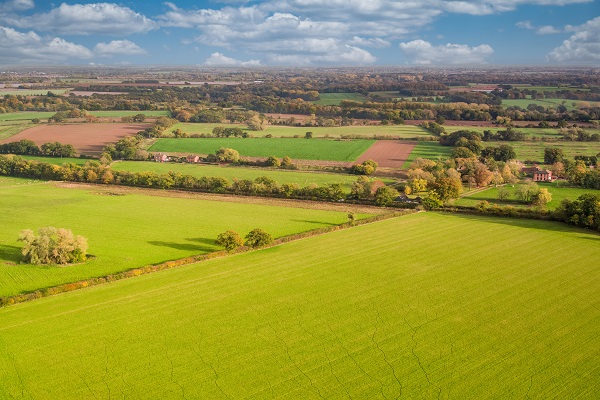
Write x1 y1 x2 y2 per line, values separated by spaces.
455 182 598 209
403 141 454 167
313 92 368 105
170 122 431 138
149 138 376 162
111 161 390 192
0 212 598 398
0 177 368 296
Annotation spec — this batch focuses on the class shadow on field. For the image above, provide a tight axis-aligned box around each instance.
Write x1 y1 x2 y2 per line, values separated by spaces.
447 213 600 236
0 244 22 263
147 239 216 253
185 237 218 247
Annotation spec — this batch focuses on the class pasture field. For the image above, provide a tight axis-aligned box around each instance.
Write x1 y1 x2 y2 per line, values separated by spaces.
0 89 70 96
170 122 431 138
111 161 390 192
501 98 598 110
149 138 376 162
403 141 454 167
0 212 598 398
313 92 368 105
0 112 55 122
510 85 591 92
455 181 598 210
0 122 33 140
0 177 369 296
88 110 171 118
443 124 569 138
18 155 89 166
487 140 600 162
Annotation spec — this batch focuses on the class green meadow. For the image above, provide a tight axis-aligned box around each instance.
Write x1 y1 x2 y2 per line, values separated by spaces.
455 181 598 210
19 155 89 166
486 140 600 162
170 122 431 138
111 161 392 192
0 89 70 96
0 112 56 122
0 212 598 398
88 110 171 117
403 141 454 167
0 177 367 296
0 121 33 139
313 92 368 105
149 137 376 161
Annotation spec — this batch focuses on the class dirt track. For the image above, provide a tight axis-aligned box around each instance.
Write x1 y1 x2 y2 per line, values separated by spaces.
0 123 151 155
355 140 416 168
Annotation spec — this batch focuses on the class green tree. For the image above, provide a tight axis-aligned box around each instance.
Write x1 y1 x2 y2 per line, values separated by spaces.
216 230 244 251
533 188 552 208
429 177 463 202
544 147 564 164
18 227 88 265
305 131 313 139
245 228 273 248
266 156 281 167
497 187 510 201
214 148 240 163
374 186 399 206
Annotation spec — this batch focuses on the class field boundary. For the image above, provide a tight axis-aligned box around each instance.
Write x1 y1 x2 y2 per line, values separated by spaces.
0 209 417 308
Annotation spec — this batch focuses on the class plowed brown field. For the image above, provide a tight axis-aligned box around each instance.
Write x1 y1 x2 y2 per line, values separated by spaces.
355 140 416 168
0 123 150 155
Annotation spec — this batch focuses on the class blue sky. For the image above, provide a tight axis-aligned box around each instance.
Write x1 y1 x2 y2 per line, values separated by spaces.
0 0 598 66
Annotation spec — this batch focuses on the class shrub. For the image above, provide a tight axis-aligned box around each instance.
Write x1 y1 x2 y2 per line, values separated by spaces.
18 227 88 265
244 228 273 248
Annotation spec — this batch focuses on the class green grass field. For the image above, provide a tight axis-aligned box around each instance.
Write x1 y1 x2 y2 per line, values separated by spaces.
0 177 368 296
486 140 600 162
88 110 171 117
170 122 431 138
18 155 90 166
313 92 368 105
111 161 391 192
444 125 574 138
0 89 70 96
500 98 596 110
0 122 33 140
0 112 56 122
0 212 598 398
149 138 376 162
455 181 598 209
403 141 454 167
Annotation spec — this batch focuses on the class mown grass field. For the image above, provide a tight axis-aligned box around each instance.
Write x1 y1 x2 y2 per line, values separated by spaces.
444 125 574 138
0 112 56 122
455 181 598 210
149 138 376 162
170 122 431 138
486 140 600 162
0 121 33 140
0 212 598 398
0 177 368 296
403 141 454 167
111 161 391 192
313 92 368 105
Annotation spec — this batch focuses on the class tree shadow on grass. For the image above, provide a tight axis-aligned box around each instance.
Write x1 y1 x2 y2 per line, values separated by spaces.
147 238 216 253
291 219 337 226
185 237 219 247
447 213 600 236
0 244 22 264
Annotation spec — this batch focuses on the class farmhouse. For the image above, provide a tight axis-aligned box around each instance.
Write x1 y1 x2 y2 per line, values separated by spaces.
186 154 200 163
153 153 169 163
521 165 553 182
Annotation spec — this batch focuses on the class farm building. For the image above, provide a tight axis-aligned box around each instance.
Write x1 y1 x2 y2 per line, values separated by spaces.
521 165 553 182
153 153 169 163
186 155 200 163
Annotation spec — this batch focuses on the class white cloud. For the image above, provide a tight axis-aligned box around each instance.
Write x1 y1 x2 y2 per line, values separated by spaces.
516 20 534 30
547 16 600 62
204 52 260 66
399 39 494 64
94 40 147 57
536 25 561 34
0 26 93 64
2 3 158 35
0 0 34 11
348 36 391 48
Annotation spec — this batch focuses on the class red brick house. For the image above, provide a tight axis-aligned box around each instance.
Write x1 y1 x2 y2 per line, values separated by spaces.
533 168 552 182
186 155 200 163
153 153 169 163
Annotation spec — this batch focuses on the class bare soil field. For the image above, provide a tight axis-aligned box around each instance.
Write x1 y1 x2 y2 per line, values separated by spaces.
355 140 416 168
0 123 150 155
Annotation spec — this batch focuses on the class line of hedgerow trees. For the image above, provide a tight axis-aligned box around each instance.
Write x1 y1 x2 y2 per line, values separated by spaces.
0 154 401 206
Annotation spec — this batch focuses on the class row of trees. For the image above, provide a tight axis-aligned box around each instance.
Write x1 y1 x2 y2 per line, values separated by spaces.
216 229 273 251
0 139 76 157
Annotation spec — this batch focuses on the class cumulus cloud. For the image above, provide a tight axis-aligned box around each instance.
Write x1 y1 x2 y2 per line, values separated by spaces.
0 26 93 64
2 3 158 35
547 16 600 62
94 40 147 57
204 52 260 66
536 25 562 34
348 36 391 48
399 39 494 64
516 20 534 30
